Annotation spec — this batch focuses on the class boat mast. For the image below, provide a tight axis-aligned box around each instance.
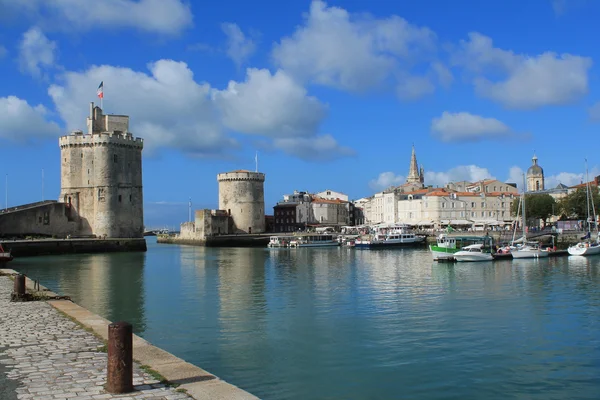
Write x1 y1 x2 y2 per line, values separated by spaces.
511 195 521 245
521 173 527 242
585 159 598 241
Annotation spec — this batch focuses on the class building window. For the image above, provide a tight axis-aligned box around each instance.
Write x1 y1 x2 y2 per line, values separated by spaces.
471 202 475 208
451 202 455 208
502 211 505 217
481 202 486 208
471 211 476 217
118 195 122 202
129 195 132 202
481 211 485 217
536 181 540 191
114 154 118 163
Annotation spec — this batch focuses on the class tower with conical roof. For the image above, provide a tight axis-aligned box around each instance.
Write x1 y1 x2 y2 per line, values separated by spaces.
406 145 422 184
526 153 544 192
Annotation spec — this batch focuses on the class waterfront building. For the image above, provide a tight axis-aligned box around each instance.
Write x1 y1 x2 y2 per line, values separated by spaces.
179 169 266 239
59 103 144 238
526 154 545 192
218 170 266 234
273 190 350 232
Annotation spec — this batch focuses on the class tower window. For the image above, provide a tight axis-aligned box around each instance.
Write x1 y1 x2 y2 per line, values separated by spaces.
118 195 122 202
81 153 83 158
129 195 132 202
114 154 118 163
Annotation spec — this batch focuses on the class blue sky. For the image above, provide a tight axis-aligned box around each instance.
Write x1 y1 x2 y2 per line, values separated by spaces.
1 0 599 228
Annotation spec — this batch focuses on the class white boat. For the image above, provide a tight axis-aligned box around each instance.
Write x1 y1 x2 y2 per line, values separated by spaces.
355 226 425 249
511 174 549 259
0 244 13 263
511 242 549 258
267 235 295 248
453 243 493 262
567 241 600 256
568 161 600 256
429 234 493 261
289 233 340 247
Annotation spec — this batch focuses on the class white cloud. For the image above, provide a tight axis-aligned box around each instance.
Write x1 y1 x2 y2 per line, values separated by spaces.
425 165 494 187
0 0 192 35
431 111 513 142
452 32 592 109
19 27 57 78
369 172 405 191
506 166 524 187
272 0 438 96
396 75 435 100
274 134 355 161
221 23 256 67
589 102 600 121
48 60 234 156
0 96 61 139
212 68 328 138
48 60 350 161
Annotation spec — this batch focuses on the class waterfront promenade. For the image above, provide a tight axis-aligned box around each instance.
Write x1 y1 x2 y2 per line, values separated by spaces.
0 270 257 400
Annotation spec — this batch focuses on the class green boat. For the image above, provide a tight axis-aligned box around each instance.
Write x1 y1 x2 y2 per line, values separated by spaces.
430 234 493 261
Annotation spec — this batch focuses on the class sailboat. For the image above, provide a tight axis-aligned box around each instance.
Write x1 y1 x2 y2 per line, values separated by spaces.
568 162 600 256
511 174 549 259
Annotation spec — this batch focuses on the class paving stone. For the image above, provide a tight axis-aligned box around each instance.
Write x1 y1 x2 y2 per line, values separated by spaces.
0 277 192 400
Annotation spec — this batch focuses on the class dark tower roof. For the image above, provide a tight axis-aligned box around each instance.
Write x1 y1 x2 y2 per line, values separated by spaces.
527 154 543 176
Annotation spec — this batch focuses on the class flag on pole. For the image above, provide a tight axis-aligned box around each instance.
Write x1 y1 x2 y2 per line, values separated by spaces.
97 81 104 99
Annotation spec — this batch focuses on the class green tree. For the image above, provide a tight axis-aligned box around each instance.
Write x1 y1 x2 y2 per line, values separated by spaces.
558 187 600 220
511 193 556 227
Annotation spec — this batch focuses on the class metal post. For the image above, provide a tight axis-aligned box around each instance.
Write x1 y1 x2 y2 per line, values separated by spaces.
13 274 26 299
107 321 133 393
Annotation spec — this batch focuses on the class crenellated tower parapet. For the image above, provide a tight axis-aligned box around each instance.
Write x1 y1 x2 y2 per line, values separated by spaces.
217 170 265 234
59 102 144 238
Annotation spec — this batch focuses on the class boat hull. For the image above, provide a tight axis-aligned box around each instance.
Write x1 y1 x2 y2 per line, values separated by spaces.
511 249 549 259
356 239 425 249
429 245 458 260
567 243 600 256
292 242 340 248
454 252 493 262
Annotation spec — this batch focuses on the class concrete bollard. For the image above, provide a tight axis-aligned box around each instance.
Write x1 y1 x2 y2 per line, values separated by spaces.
107 321 133 393
13 274 26 299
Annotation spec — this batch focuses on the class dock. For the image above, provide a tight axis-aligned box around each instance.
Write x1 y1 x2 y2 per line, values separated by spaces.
0 238 147 257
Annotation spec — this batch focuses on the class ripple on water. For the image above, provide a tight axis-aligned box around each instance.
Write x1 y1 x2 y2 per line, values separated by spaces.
9 240 600 400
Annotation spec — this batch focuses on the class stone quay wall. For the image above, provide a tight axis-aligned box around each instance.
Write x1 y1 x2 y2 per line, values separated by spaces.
0 269 258 399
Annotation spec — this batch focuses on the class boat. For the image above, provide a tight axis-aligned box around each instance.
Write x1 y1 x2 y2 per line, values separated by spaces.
568 161 600 256
355 225 425 249
453 243 494 262
0 244 13 263
429 234 493 261
267 235 295 248
289 233 340 247
511 174 549 259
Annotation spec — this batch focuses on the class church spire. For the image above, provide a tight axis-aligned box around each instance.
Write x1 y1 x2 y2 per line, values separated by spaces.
406 145 420 183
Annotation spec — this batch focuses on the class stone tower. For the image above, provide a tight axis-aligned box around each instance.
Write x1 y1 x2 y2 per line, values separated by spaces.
526 154 544 192
59 102 144 238
406 145 423 185
217 170 265 234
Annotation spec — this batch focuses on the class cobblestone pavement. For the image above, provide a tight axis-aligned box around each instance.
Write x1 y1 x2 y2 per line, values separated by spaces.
0 276 192 400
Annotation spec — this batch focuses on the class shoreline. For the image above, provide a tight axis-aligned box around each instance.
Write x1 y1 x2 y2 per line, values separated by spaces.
0 268 258 400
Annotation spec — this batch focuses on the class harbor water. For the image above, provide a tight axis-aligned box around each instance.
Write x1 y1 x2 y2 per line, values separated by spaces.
11 237 600 400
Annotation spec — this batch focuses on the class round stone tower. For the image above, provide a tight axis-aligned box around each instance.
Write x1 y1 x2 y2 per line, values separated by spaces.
217 170 265 234
59 103 144 238
526 154 544 192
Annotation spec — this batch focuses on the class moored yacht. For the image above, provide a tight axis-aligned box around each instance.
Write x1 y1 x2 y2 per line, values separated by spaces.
453 243 493 262
355 226 425 249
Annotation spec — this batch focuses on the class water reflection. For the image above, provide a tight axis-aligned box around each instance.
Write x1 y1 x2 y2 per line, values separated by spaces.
9 240 600 400
12 251 146 334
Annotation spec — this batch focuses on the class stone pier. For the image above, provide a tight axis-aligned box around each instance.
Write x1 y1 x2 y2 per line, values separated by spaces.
0 269 258 400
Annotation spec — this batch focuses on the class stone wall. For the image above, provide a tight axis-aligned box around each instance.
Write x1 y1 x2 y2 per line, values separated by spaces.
59 104 144 238
217 171 265 234
0 202 84 238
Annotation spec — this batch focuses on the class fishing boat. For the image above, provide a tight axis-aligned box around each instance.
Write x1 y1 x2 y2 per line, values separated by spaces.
0 244 13 263
453 243 494 262
511 174 548 259
355 225 425 249
429 234 493 261
568 162 600 256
